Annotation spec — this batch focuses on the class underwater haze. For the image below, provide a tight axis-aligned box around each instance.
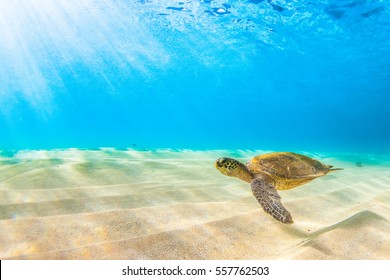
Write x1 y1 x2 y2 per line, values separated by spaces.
0 0 389 152
2 0 390 261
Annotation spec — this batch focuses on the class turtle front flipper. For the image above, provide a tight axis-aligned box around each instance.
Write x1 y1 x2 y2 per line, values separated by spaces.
250 177 293 224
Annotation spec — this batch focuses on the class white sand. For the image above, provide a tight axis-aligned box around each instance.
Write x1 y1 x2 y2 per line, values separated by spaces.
0 149 389 259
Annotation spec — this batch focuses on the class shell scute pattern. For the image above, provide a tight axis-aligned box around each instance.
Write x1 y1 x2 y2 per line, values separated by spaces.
248 152 329 179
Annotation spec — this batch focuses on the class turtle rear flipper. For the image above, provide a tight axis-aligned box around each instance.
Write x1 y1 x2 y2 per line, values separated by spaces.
329 167 343 172
250 177 293 224
327 165 343 172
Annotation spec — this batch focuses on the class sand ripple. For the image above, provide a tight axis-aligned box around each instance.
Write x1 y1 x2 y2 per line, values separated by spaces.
0 149 389 259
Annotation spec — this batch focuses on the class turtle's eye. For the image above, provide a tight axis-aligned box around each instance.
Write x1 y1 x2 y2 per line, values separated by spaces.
216 157 228 167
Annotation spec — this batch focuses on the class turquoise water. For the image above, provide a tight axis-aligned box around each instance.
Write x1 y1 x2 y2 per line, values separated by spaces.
0 0 389 153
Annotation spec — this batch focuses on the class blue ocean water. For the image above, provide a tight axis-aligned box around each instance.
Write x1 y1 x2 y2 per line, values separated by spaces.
0 0 389 153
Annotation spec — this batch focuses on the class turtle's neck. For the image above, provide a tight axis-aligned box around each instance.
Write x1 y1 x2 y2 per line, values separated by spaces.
236 162 254 183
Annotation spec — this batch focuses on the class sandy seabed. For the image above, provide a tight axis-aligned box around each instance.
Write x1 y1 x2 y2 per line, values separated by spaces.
0 148 389 260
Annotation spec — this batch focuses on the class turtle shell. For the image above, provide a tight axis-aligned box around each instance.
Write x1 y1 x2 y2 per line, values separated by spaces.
247 152 329 179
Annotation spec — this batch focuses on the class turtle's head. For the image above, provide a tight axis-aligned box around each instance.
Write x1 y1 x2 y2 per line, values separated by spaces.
215 157 253 183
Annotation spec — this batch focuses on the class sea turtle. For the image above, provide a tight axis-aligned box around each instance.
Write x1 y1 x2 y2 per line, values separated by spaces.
215 152 342 224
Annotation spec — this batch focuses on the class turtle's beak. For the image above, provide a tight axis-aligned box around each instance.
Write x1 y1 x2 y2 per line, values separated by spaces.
215 157 226 168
